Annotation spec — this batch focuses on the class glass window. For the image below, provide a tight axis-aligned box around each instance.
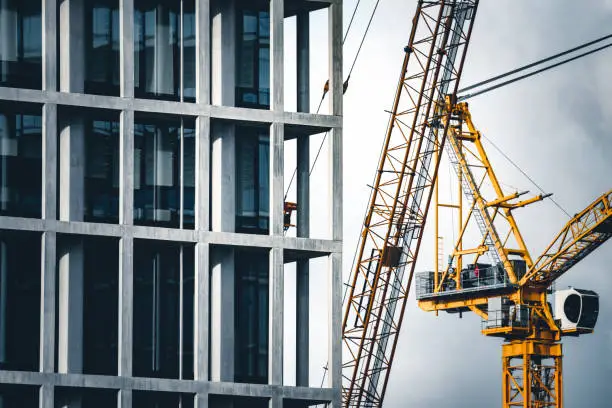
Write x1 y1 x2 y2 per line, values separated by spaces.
0 0 42 89
0 104 42 219
83 237 119 376
55 387 117 408
134 116 195 229
133 241 194 380
85 119 120 223
0 230 41 372
234 249 269 384
236 10 270 109
0 384 39 408
85 0 120 95
134 0 196 102
235 128 269 234
133 391 194 408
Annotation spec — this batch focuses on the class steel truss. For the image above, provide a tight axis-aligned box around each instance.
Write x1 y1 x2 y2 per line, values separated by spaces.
341 1 479 407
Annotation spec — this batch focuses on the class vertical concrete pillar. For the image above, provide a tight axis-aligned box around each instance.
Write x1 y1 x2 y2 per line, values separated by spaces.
120 0 134 98
40 231 57 374
42 104 57 220
195 116 210 231
194 242 209 381
59 119 85 222
211 0 236 106
119 110 134 225
270 0 284 112
210 247 235 382
155 4 173 96
269 247 283 387
210 123 235 233
57 239 84 376
296 12 310 114
195 0 210 105
118 235 133 377
42 0 57 91
59 0 85 93
328 1 343 406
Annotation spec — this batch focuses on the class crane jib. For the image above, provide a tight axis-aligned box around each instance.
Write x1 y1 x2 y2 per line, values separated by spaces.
341 1 480 407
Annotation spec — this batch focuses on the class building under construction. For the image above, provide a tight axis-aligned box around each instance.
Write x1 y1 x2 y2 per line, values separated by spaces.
0 0 343 407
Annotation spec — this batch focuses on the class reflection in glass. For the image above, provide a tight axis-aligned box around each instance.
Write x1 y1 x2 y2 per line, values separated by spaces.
85 0 120 95
85 119 120 223
133 117 195 229
236 10 270 109
0 106 42 219
134 0 195 101
0 231 41 372
236 128 269 234
133 242 194 380
235 249 268 384
0 0 42 89
83 238 119 375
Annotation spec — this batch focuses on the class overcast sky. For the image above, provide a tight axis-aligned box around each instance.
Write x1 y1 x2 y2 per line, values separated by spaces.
290 0 612 407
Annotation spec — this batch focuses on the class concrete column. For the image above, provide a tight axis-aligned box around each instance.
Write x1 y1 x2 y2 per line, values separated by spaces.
296 134 310 385
270 0 284 112
39 384 54 408
210 123 235 233
42 0 57 91
270 123 284 236
155 5 173 96
194 242 210 381
210 247 234 382
57 238 84 376
296 12 310 113
195 116 210 231
118 389 131 408
120 0 134 98
269 247 283 386
328 252 342 407
211 0 236 106
120 110 134 225
195 0 210 104
40 232 57 373
118 235 133 377
194 393 208 408
59 0 85 93
59 119 85 222
328 0 343 117
42 104 57 220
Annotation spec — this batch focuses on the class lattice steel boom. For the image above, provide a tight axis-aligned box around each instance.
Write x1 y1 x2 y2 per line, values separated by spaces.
341 1 479 407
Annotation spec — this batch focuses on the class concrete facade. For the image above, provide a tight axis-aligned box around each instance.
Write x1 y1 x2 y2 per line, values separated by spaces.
0 0 342 407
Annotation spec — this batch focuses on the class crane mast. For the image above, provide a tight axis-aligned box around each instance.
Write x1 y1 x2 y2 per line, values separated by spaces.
341 1 479 407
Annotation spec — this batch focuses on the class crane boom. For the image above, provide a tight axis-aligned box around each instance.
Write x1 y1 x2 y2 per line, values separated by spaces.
520 190 612 287
341 1 479 407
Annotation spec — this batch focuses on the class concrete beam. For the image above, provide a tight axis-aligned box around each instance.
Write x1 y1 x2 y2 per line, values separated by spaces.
0 88 342 129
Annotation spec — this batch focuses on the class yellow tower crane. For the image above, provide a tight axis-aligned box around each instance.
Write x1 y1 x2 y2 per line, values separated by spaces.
417 100 612 408
340 0 611 407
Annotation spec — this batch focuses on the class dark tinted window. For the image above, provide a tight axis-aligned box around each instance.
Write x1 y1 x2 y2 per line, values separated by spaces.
236 10 270 109
235 249 269 384
563 294 581 324
85 0 120 95
0 0 42 89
